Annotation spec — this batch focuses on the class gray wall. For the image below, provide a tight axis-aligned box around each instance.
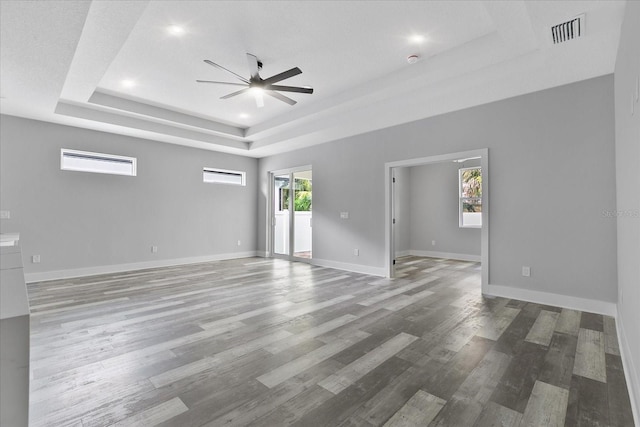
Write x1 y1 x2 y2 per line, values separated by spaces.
0 115 258 276
258 74 617 302
407 161 481 256
393 167 411 254
614 0 640 416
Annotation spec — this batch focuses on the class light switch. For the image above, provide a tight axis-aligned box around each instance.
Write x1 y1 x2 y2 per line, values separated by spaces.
340 212 349 219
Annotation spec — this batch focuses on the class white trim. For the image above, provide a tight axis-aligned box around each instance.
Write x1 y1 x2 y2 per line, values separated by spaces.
311 258 386 277
616 310 640 426
408 250 481 262
24 251 259 283
485 284 617 316
385 148 489 294
395 250 411 258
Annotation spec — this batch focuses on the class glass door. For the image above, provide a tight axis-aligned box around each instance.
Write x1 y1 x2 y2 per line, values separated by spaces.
293 170 312 259
271 167 312 260
273 174 290 256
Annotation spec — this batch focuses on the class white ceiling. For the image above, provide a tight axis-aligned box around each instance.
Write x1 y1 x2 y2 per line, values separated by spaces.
0 1 626 158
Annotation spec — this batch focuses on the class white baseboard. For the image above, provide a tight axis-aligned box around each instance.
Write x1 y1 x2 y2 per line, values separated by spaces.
311 258 386 277
485 284 617 316
616 310 640 426
25 251 260 283
395 250 411 258
408 250 481 262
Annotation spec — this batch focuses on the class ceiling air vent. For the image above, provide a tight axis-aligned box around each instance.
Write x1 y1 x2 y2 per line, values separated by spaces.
551 14 585 44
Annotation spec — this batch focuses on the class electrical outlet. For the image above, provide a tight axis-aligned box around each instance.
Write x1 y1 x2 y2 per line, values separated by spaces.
32 255 41 263
237 240 241 246
431 240 436 246
353 249 359 256
151 245 158 253
522 266 531 277
340 212 349 219
0 210 10 219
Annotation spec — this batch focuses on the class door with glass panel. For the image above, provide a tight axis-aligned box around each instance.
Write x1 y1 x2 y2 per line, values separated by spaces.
271 168 312 260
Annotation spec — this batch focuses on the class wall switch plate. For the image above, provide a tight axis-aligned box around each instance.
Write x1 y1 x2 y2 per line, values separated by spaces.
151 245 158 253
237 240 241 246
32 255 41 263
340 212 349 219
0 210 10 219
353 249 359 256
431 240 436 246
522 266 531 277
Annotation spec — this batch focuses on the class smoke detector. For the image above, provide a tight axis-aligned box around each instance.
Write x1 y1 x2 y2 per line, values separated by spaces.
407 54 419 64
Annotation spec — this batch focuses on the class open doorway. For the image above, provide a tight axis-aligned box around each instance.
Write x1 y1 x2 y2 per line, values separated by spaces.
385 149 489 293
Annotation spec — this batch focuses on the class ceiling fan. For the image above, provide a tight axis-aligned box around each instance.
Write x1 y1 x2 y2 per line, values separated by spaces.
196 53 313 107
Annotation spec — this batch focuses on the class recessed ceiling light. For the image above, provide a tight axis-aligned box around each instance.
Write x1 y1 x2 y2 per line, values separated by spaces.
167 25 185 36
121 79 136 88
409 34 426 44
239 113 250 119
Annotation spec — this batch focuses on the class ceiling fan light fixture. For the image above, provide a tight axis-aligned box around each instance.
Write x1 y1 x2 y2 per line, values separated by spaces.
166 25 185 36
408 34 426 44
198 53 313 107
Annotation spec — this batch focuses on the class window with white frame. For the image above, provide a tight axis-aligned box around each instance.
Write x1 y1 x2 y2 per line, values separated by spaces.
61 149 136 176
459 166 482 228
203 168 246 186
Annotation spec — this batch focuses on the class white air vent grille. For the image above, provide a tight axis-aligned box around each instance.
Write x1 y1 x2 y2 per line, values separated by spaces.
552 14 585 44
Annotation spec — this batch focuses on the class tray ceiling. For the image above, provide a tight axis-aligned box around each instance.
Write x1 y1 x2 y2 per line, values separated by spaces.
0 1 626 157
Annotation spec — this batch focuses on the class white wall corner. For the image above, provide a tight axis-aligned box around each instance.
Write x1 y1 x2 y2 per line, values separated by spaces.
616 308 640 426
485 284 617 316
311 258 386 277
24 251 260 283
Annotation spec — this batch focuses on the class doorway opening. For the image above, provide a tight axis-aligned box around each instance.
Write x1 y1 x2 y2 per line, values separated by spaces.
385 149 489 293
270 166 313 261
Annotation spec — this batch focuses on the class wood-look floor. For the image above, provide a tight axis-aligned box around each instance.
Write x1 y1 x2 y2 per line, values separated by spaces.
27 257 635 427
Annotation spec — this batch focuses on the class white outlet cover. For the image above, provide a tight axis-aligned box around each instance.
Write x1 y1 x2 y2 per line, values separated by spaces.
340 212 349 219
0 210 10 219
522 266 531 277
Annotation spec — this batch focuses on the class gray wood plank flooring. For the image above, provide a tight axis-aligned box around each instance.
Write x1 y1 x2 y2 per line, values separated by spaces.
27 256 635 426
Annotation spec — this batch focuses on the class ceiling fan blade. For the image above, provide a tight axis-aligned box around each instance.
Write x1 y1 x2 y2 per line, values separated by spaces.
261 67 302 85
196 80 247 87
267 85 313 94
247 53 260 80
204 59 249 84
265 90 297 106
220 88 250 99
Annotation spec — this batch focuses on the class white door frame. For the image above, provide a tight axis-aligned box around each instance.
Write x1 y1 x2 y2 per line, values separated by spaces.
384 148 489 293
268 165 313 262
